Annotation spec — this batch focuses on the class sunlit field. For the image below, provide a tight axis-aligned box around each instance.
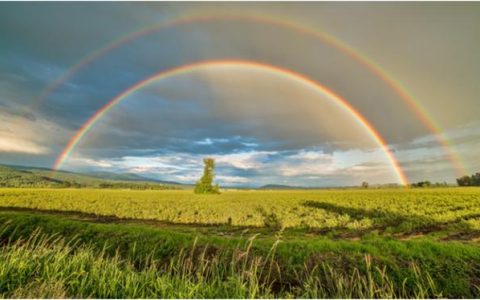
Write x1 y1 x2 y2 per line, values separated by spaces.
1 188 480 232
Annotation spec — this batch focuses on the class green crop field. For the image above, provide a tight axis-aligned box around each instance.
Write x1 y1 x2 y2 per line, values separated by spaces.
0 188 479 298
1 188 480 233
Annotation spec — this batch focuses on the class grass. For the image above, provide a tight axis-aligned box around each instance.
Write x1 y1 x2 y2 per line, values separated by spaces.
0 223 453 298
0 210 479 297
0 188 479 297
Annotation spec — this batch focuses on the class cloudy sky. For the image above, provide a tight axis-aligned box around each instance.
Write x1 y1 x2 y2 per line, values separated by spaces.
1 2 479 186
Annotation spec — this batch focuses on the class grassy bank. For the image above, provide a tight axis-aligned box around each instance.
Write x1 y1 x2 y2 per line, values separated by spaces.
0 211 478 297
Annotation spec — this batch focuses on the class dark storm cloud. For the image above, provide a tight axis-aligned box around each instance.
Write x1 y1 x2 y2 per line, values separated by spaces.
0 3 426 143
73 87 365 159
0 2 177 64
0 102 36 121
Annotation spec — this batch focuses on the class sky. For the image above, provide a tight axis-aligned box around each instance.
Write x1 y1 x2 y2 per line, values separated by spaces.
1 2 479 187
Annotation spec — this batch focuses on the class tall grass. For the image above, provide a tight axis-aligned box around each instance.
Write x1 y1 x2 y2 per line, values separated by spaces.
295 255 442 298
0 227 445 298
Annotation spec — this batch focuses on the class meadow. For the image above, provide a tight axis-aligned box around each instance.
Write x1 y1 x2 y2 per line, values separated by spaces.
0 188 479 297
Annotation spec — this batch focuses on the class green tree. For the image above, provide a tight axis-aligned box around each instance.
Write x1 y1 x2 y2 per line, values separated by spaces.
194 158 220 194
457 173 480 186
472 173 480 186
412 180 432 188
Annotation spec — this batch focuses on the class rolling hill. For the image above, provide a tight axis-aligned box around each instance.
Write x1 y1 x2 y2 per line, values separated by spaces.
0 164 184 189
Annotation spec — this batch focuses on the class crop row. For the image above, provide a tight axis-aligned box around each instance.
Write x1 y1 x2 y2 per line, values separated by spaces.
0 188 479 232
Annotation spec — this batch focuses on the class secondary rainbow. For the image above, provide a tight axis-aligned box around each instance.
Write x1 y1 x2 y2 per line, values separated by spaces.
52 60 409 185
33 13 466 176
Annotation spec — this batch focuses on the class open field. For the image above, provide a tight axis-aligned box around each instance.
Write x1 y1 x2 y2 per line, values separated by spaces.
1 188 480 237
0 188 479 297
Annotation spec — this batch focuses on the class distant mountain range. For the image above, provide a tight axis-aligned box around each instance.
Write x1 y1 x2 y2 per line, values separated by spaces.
0 164 184 189
83 171 181 185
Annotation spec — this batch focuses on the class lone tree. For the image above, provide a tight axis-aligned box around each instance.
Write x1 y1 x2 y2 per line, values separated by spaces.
194 158 220 194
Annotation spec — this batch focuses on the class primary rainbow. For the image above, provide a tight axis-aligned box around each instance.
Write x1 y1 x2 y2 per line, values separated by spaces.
35 13 466 176
52 60 409 185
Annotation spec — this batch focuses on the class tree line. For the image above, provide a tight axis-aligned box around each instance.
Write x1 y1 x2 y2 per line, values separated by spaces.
456 172 480 186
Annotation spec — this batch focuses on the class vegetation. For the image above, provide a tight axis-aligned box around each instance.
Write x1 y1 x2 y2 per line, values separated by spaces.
0 165 180 190
0 212 479 298
1 188 480 233
0 166 61 188
194 158 220 194
0 187 479 297
97 182 178 190
0 228 444 298
411 181 432 188
410 181 450 188
457 172 480 186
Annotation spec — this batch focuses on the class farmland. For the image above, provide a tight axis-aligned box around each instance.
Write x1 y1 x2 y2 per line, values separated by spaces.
1 188 480 234
0 188 479 298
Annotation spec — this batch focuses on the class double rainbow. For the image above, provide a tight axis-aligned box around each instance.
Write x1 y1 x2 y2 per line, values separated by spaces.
42 13 464 183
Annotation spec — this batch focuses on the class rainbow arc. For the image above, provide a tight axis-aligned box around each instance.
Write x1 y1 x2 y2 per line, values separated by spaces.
52 60 409 185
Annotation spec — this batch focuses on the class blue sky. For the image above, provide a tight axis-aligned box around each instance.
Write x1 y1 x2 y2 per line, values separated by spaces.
1 2 480 186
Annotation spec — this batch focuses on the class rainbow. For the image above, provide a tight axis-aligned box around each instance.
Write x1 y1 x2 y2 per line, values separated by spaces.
35 13 466 176
52 60 409 185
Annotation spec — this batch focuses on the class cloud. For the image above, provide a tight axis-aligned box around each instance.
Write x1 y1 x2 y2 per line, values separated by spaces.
0 108 70 156
216 175 249 184
66 157 114 169
0 136 48 154
1 2 480 185
1 2 454 148
389 121 480 181
0 103 36 121
214 151 276 170
70 68 382 162
62 147 397 186
276 151 334 177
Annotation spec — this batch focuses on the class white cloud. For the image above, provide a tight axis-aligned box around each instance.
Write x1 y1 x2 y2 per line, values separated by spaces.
0 109 68 155
273 149 334 177
194 138 230 145
62 148 400 186
0 135 48 154
216 175 249 184
65 157 113 168
213 151 276 169
287 149 333 162
172 174 198 182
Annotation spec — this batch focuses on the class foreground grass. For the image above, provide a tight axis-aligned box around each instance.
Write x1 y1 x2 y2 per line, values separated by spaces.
0 211 479 298
0 226 450 298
